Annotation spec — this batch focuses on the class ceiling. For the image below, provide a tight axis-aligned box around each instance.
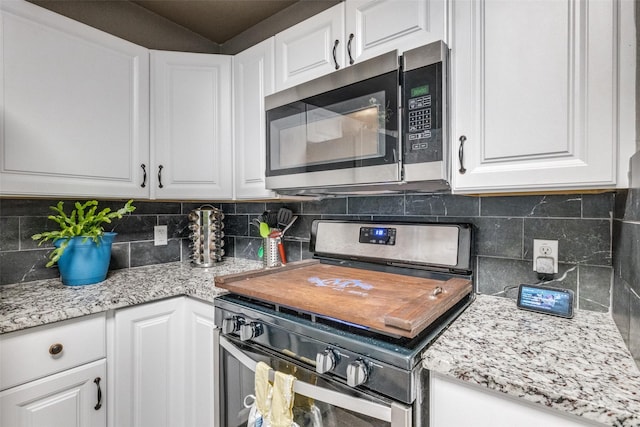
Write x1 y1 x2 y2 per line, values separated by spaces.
28 0 339 54
132 0 298 44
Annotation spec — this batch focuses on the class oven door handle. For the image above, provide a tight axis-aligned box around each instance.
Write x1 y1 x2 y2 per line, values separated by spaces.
219 336 411 426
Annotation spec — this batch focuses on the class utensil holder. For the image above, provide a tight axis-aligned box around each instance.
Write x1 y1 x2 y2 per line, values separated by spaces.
263 237 281 268
188 205 225 267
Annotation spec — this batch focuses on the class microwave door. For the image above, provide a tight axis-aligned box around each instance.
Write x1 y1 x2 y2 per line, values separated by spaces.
265 70 400 191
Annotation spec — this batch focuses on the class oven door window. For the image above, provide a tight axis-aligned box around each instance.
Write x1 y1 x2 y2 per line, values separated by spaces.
220 337 407 427
266 71 399 177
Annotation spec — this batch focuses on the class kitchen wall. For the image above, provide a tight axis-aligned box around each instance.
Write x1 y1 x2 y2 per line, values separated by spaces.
613 189 640 366
0 193 614 313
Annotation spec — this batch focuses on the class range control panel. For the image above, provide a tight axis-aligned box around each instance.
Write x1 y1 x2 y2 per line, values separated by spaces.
359 227 397 245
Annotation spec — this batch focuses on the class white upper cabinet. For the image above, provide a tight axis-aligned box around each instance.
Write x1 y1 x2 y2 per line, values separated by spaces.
0 0 149 199
275 1 447 92
345 0 446 63
151 51 233 199
450 0 624 193
233 38 277 199
274 4 345 91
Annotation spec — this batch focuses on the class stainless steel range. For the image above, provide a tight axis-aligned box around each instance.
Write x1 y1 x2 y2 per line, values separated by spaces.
214 220 474 427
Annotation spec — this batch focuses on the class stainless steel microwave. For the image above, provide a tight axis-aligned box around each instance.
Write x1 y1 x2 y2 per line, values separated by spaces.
264 41 449 196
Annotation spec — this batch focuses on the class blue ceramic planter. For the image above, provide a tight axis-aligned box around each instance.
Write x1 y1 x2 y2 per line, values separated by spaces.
55 232 116 286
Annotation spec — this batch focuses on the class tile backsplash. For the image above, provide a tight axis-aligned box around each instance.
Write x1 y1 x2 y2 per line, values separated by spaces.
0 193 614 314
613 189 640 366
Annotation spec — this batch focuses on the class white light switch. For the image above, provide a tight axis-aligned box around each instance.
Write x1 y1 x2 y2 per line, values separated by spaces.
154 225 168 246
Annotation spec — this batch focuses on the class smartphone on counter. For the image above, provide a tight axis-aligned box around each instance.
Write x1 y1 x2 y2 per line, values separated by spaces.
516 284 574 318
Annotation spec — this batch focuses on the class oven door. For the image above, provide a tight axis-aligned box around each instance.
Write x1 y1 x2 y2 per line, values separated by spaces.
265 66 400 191
217 334 412 427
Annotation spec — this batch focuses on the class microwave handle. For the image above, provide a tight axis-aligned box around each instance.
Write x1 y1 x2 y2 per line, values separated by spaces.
219 335 411 425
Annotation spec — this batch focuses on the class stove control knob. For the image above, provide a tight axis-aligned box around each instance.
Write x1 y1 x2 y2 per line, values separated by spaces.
221 316 244 335
315 349 339 374
346 360 369 387
239 322 263 342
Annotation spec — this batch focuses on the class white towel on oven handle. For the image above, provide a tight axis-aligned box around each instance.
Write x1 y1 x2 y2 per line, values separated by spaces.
270 371 300 427
246 362 273 427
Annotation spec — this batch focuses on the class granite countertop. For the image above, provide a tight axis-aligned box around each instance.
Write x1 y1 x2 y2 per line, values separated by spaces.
0 258 262 334
4 266 640 426
423 294 640 427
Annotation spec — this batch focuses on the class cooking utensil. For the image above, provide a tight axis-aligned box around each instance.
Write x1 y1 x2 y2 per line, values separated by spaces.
251 218 261 230
277 208 293 229
266 211 278 229
280 216 298 236
259 222 270 238
258 246 263 258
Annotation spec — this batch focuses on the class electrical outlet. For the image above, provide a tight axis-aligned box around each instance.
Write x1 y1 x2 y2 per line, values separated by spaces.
533 239 558 274
154 225 168 246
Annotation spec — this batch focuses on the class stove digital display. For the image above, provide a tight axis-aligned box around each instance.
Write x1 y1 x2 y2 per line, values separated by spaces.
359 227 396 245
373 228 387 237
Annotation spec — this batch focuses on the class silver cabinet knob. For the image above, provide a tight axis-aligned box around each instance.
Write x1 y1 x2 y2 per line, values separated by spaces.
221 316 243 335
346 360 369 387
239 322 263 342
315 349 338 374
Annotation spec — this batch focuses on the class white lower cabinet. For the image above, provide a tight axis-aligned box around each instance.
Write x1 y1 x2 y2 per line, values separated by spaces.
184 299 217 427
0 360 106 427
0 313 107 427
111 297 185 427
430 373 596 427
110 297 216 427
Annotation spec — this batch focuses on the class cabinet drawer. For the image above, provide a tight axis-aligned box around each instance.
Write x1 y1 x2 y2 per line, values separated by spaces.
0 313 106 390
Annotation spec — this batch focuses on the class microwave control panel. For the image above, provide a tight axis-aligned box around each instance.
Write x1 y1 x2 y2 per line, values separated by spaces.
402 62 442 164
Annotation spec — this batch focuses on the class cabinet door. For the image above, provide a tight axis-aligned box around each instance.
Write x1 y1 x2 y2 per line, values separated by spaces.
113 298 185 427
0 313 105 391
0 359 106 427
430 373 592 426
233 38 277 199
451 0 618 193
274 4 345 91
184 299 216 427
0 0 149 199
151 51 232 199
345 0 446 64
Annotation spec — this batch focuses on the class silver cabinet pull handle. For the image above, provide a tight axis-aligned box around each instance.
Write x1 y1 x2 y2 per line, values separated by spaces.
94 377 102 410
347 33 355 65
332 39 340 70
158 165 164 189
458 135 467 174
140 164 147 188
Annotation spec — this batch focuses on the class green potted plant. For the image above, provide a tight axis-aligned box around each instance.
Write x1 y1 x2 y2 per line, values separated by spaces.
32 200 136 286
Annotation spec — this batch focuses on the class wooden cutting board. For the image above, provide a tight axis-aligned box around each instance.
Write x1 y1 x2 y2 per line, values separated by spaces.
215 260 472 338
